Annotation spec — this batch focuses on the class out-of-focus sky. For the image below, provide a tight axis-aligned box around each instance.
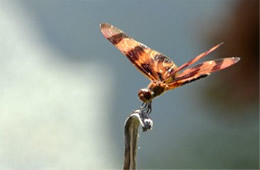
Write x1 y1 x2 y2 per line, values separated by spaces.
0 0 258 169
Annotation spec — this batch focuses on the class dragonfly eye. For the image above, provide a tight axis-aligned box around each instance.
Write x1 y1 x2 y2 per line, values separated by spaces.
138 89 153 102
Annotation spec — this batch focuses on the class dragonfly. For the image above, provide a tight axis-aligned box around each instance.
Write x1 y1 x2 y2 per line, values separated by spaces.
100 23 240 113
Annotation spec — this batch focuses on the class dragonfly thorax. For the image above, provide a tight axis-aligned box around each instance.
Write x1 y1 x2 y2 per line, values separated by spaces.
138 82 167 102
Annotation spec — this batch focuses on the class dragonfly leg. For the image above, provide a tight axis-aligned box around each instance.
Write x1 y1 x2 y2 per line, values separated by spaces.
141 102 152 114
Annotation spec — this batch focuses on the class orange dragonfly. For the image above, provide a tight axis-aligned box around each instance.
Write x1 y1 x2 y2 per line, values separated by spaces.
100 23 240 113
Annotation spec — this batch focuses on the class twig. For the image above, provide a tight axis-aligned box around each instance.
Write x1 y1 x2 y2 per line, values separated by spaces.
123 108 153 170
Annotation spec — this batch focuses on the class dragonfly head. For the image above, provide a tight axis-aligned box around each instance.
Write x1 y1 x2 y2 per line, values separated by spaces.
138 88 153 102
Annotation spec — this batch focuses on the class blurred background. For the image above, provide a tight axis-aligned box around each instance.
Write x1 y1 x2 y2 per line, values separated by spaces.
0 0 258 169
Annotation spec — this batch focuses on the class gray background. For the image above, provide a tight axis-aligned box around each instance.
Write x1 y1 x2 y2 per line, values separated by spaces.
0 0 258 169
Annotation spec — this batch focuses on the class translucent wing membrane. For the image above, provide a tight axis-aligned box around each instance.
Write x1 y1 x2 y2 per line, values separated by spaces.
170 42 223 74
100 23 177 81
100 23 240 95
164 42 224 83
167 57 240 89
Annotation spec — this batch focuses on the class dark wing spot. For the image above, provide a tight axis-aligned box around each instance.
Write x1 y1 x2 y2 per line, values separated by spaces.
126 45 145 61
154 54 172 63
212 60 224 71
182 74 209 85
178 69 200 80
157 72 163 81
141 63 153 75
177 63 203 79
107 33 128 45
192 63 203 70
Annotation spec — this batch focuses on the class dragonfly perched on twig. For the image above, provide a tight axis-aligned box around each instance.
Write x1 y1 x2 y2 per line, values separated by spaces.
100 23 240 114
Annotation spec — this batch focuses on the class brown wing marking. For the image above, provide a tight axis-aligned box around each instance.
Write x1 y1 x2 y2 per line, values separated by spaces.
100 23 177 81
164 42 224 83
153 53 178 81
167 57 240 90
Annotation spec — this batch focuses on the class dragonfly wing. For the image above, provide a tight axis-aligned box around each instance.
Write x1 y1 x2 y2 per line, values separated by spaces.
100 23 177 81
164 42 224 82
167 57 240 89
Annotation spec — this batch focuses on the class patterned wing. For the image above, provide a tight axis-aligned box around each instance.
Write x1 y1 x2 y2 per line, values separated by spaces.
167 57 240 89
163 42 224 83
100 23 177 81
